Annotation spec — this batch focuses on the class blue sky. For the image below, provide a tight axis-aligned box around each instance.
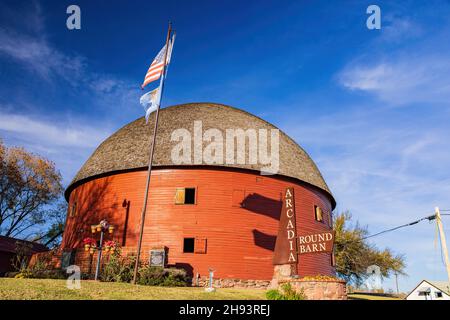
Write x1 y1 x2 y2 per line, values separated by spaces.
1 0 450 292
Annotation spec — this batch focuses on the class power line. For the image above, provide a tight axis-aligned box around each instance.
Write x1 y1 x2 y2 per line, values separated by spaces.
338 215 428 248
362 214 436 240
337 212 450 248
336 210 450 284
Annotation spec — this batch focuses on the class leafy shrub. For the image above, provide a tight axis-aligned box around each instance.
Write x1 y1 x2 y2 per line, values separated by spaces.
266 289 284 300
30 254 53 272
100 251 189 286
266 283 306 300
100 253 136 283
137 266 165 285
137 266 188 287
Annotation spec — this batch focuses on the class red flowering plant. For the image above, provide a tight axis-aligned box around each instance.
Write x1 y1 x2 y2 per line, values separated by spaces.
104 240 119 254
83 237 97 251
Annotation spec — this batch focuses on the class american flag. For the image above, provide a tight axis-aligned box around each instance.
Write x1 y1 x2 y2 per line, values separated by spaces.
141 36 174 89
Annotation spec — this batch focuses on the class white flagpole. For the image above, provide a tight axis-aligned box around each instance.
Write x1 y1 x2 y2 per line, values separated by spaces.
132 22 172 284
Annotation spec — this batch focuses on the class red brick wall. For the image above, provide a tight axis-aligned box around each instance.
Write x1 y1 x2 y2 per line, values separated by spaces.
29 250 62 269
62 167 334 280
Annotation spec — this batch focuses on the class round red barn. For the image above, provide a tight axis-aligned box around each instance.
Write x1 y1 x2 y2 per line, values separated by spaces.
61 103 336 283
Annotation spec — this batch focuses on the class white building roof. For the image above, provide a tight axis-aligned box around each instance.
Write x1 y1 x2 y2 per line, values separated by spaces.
427 281 450 294
406 280 450 300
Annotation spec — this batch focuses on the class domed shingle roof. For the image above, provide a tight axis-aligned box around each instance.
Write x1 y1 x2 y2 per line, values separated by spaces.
66 103 334 207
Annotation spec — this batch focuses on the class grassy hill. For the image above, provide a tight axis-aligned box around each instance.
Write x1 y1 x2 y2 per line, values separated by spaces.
0 278 266 300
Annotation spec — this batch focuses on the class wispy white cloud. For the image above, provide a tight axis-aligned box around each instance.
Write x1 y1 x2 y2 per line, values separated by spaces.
0 0 84 81
87 74 141 115
0 1 141 124
0 28 85 82
0 3 138 112
338 8 450 107
0 2 142 184
0 111 110 149
0 110 113 185
338 53 450 105
380 16 423 43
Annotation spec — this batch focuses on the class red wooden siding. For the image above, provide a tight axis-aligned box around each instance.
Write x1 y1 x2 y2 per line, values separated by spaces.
61 167 334 280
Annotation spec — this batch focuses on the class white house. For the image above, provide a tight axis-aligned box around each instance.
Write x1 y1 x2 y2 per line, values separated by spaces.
406 280 450 300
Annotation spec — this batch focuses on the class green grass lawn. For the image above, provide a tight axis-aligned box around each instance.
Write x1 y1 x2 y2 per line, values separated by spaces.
348 293 402 300
0 278 267 300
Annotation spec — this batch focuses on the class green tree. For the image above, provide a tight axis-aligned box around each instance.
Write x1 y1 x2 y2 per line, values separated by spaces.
0 139 64 246
333 211 406 286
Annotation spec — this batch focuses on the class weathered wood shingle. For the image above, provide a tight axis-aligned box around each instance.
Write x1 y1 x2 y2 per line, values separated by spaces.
66 103 334 206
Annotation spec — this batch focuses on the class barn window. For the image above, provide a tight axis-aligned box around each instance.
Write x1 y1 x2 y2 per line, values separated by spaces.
314 205 323 222
175 188 196 205
185 188 196 204
183 237 207 254
183 238 195 253
69 202 77 217
194 237 207 254
436 292 443 298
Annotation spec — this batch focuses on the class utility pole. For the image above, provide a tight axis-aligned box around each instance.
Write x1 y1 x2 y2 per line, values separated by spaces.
435 207 450 283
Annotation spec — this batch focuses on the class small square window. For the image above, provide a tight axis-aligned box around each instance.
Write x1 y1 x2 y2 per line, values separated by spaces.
436 291 443 298
183 238 195 253
315 205 323 222
185 188 196 204
175 188 196 205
